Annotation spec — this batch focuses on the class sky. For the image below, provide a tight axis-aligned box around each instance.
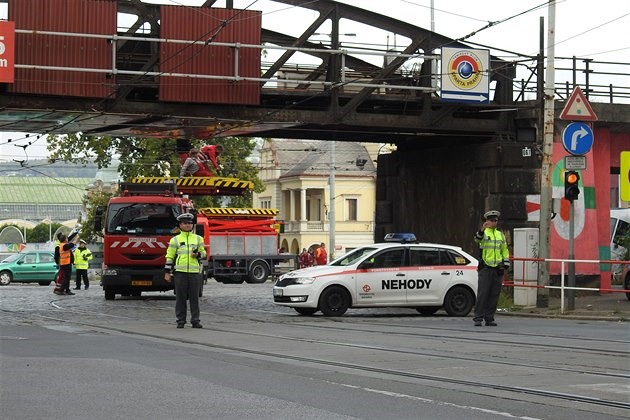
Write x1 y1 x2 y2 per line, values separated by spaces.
0 0 628 160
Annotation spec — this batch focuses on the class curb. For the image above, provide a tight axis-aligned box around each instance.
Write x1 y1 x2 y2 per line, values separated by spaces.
499 310 628 322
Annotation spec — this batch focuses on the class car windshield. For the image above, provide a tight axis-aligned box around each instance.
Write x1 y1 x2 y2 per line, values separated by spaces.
1 253 21 263
106 203 179 234
330 247 378 266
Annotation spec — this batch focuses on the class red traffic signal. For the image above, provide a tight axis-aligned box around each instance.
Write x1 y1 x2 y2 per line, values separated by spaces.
564 170 580 202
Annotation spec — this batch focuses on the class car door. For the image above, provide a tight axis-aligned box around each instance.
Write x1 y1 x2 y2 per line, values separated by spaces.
14 253 39 281
355 247 407 305
405 246 453 304
37 252 58 281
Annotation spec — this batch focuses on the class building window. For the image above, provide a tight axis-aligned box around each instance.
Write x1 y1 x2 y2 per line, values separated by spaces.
260 199 271 209
346 198 357 221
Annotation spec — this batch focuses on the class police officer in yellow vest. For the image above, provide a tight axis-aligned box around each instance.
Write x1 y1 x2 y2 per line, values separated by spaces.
73 239 93 290
473 210 510 327
164 213 207 329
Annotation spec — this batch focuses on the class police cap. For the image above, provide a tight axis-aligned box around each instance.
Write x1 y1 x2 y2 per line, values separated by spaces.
484 210 501 220
177 213 195 224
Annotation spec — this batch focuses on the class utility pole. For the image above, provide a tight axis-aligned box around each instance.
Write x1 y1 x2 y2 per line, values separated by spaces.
537 0 556 308
329 141 336 260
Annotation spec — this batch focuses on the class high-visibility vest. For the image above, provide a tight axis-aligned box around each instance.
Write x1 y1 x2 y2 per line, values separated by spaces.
165 231 207 274
73 247 93 270
475 228 509 268
57 242 72 266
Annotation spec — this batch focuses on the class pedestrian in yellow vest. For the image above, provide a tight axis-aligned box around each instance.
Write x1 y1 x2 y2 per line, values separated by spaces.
73 240 93 290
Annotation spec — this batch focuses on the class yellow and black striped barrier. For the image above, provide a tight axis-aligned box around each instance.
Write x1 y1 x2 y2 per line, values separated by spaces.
198 208 279 217
129 176 253 196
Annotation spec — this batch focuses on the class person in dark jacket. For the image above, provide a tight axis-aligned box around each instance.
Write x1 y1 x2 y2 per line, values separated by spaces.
53 230 80 295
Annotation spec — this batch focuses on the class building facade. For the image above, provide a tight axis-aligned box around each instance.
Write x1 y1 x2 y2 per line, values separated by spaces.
254 139 377 259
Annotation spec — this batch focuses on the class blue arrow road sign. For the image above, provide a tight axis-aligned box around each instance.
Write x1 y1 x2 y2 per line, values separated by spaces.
562 122 594 156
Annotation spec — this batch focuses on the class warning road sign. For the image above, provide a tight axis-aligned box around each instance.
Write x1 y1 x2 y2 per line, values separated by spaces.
560 86 597 121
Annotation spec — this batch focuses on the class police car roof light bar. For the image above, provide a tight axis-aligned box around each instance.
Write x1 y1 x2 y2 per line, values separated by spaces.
383 233 417 243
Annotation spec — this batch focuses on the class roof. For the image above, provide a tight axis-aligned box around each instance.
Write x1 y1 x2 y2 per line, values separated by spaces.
266 139 376 178
0 177 90 204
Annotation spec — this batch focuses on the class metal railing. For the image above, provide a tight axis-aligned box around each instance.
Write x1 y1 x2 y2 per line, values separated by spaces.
515 56 630 103
13 28 630 104
508 256 629 314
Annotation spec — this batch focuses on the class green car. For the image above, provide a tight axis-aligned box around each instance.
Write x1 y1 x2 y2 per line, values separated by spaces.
0 251 73 286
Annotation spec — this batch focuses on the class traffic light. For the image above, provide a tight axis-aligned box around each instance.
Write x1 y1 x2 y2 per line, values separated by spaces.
564 170 580 202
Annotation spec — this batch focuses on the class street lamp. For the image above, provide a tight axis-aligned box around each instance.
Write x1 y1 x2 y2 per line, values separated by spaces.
43 217 52 242
329 141 336 260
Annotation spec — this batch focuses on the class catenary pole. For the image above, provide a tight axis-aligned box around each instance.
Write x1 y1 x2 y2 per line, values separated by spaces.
329 141 336 260
537 0 556 308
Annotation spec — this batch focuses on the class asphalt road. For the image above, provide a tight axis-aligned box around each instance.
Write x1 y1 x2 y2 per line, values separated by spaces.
1 282 628 420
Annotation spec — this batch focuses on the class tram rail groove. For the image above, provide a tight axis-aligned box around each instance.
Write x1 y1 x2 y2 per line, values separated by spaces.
4 306 628 413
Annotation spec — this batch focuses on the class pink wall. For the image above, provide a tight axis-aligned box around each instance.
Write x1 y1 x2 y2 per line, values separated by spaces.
550 127 630 288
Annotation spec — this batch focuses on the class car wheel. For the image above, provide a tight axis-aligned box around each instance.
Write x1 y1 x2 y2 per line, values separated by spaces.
318 286 350 317
104 288 115 300
625 273 630 302
0 271 12 286
443 286 474 317
247 260 270 284
416 306 440 316
38 281 52 286
294 307 318 316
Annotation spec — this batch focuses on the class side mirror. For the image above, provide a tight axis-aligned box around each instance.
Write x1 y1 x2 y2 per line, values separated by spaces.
94 206 104 231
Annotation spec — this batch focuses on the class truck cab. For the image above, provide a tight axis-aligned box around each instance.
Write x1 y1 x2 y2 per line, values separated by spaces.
95 182 194 300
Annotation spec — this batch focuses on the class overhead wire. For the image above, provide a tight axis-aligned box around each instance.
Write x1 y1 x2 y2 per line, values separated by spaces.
1 0 626 163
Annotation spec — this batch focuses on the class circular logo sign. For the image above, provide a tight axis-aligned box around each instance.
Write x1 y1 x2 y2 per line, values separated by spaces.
448 51 484 90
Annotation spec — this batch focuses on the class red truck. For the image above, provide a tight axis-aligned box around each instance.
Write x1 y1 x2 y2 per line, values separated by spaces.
95 178 295 300
197 207 296 284
94 182 196 300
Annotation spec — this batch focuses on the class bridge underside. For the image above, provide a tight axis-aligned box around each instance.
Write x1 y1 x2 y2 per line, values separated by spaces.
0 0 517 143
0 90 506 143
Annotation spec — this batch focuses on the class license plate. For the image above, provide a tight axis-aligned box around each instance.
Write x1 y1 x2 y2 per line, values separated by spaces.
131 281 152 286
273 288 283 297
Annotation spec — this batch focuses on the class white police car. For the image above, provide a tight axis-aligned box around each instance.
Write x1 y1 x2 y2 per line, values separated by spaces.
273 234 478 317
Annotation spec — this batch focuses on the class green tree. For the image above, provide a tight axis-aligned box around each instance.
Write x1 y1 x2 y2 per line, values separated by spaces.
80 189 114 241
47 134 179 179
29 222 64 243
45 134 265 231
0 222 63 243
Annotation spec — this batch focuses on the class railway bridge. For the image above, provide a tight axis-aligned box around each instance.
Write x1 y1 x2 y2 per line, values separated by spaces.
0 0 629 271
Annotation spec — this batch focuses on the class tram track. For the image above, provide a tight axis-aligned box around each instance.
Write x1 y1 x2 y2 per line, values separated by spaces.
4 303 629 413
38 299 630 358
